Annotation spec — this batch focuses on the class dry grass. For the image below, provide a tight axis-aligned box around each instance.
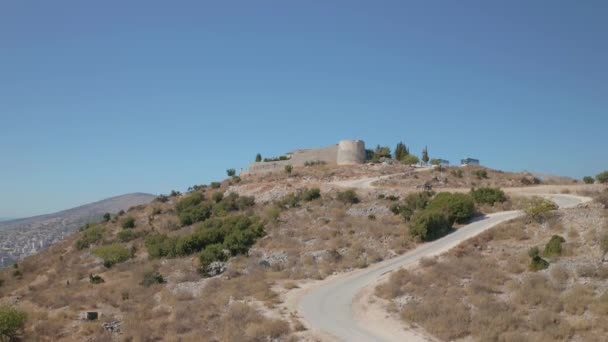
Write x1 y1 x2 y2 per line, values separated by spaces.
376 205 608 341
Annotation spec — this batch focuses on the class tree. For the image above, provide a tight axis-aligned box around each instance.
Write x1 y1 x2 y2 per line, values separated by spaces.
394 142 409 161
0 305 27 341
102 213 111 222
597 171 608 184
373 145 391 160
583 176 595 184
226 169 236 177
401 154 420 165
421 146 429 165
255 153 262 162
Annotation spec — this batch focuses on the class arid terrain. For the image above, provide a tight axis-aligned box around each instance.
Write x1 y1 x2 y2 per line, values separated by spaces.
0 162 606 341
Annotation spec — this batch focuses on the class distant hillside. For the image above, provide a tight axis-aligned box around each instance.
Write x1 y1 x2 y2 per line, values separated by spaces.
0 193 156 267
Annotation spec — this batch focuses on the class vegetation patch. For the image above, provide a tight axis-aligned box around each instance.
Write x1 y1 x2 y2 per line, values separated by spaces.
336 189 359 204
471 187 507 205
426 192 475 224
0 305 27 341
75 224 104 250
93 243 131 268
544 235 565 257
523 197 558 222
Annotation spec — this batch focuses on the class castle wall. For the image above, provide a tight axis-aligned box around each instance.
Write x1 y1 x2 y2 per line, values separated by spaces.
244 140 365 176
337 140 366 165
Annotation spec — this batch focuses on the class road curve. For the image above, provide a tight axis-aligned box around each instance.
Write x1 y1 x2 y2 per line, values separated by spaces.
297 194 591 342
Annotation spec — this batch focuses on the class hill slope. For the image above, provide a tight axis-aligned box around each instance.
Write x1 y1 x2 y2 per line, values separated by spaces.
0 193 155 267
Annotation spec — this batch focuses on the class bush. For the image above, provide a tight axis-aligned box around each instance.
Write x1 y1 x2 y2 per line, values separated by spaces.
75 225 104 250
597 171 608 184
170 190 181 197
409 210 451 241
470 187 507 205
255 153 262 162
117 229 137 242
210 182 221 189
121 216 135 229
141 271 164 287
179 203 212 226
530 255 550 271
93 244 131 268
394 191 434 221
427 192 475 224
89 274 104 284
401 154 420 165
151 207 162 215
199 243 228 271
583 176 595 184
103 213 111 222
336 189 359 204
475 169 488 179
523 197 558 222
226 168 236 177
0 305 27 341
284 165 293 174
544 235 565 257
301 188 321 202
212 192 224 203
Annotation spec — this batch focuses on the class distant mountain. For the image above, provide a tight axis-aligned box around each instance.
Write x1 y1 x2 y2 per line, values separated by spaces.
0 193 156 267
0 217 16 222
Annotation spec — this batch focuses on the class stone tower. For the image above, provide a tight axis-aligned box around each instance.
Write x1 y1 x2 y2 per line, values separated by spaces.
337 140 366 165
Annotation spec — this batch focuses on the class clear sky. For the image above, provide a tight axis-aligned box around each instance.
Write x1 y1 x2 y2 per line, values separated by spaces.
1 1 607 218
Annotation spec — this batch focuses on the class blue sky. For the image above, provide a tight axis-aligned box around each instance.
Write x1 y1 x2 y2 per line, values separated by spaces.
1 1 607 217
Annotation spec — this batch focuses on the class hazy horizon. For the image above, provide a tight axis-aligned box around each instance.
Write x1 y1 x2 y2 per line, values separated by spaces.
2 1 607 217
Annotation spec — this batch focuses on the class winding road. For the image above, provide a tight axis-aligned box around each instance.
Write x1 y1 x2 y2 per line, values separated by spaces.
296 192 591 342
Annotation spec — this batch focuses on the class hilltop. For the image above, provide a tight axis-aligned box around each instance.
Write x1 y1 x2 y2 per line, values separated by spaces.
0 193 156 267
0 159 605 341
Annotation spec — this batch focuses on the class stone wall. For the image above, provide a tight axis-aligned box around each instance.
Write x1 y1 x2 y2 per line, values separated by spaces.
243 140 365 176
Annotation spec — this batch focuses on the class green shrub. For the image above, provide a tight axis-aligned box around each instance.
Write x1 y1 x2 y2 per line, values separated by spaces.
226 168 236 177
199 243 228 271
212 192 224 203
336 189 359 204
141 271 164 287
285 165 293 174
475 169 488 179
409 210 451 241
145 234 177 258
170 190 181 197
89 274 104 284
93 244 131 268
255 153 262 162
426 192 475 224
401 154 420 165
523 197 558 222
583 176 595 184
470 187 507 205
544 235 565 257
528 246 549 271
386 195 399 201
394 191 433 221
75 225 104 250
210 182 221 189
178 201 212 226
176 192 204 212
103 213 111 222
151 207 162 215
301 188 321 202
368 214 376 220
121 216 135 229
597 171 608 184
0 305 27 341
117 229 137 242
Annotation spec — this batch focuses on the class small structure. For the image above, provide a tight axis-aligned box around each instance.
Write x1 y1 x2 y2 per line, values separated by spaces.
461 158 480 166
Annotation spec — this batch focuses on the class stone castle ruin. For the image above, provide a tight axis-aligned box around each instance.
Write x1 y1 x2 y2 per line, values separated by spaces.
243 140 366 176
